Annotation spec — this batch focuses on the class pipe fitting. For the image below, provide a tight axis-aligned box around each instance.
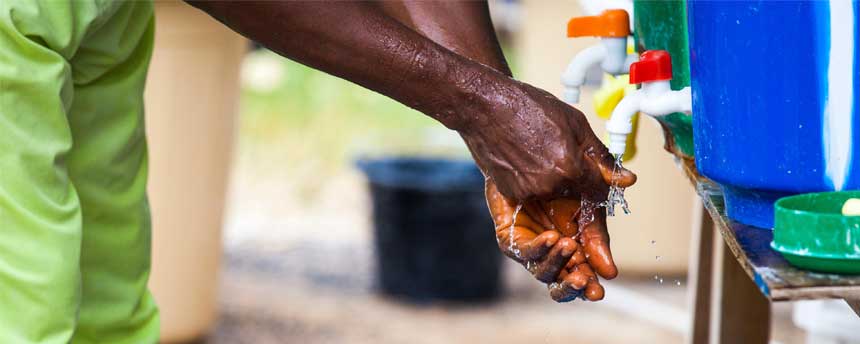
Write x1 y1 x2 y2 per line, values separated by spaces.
605 50 692 156
561 9 636 104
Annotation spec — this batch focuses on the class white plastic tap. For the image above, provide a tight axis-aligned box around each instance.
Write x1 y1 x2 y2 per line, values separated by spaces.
606 50 692 156
561 9 637 104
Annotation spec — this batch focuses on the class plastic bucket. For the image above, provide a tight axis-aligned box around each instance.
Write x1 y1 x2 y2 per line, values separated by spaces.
688 1 860 228
357 157 501 302
772 191 860 274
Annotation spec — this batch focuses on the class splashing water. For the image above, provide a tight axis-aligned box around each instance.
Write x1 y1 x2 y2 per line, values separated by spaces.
509 203 523 259
600 154 630 216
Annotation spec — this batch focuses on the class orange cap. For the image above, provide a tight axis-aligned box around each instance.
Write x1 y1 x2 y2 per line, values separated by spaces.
567 9 631 38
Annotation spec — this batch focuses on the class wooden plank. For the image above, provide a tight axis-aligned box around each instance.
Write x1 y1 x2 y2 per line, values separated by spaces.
697 178 860 301
847 299 860 317
709 238 771 344
685 204 714 344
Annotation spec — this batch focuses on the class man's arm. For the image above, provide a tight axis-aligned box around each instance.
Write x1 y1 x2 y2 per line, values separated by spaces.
373 1 511 76
377 1 619 301
186 1 635 202
186 1 492 132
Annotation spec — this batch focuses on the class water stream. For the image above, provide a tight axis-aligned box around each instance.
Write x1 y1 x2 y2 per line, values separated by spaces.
600 154 631 216
509 203 523 259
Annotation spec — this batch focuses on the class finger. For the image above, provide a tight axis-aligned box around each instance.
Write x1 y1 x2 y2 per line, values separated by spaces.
494 208 558 258
578 208 618 279
581 263 605 301
565 264 590 290
532 238 577 283
489 179 543 259
568 264 605 301
563 237 588 271
487 180 547 238
496 225 536 260
486 179 517 227
548 280 582 303
585 148 637 188
570 249 587 267
584 280 605 301
517 230 560 261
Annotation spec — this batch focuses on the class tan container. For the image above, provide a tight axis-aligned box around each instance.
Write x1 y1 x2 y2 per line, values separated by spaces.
516 0 695 275
144 2 246 342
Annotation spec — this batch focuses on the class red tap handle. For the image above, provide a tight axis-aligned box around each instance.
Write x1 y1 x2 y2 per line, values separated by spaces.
629 50 673 84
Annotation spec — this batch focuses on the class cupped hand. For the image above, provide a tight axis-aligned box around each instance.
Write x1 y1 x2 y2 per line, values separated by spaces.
485 173 633 302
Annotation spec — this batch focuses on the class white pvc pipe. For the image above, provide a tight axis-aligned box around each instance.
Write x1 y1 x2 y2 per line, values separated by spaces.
561 37 637 105
561 44 606 104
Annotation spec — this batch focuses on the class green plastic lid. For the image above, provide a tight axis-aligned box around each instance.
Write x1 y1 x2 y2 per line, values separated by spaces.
772 191 860 274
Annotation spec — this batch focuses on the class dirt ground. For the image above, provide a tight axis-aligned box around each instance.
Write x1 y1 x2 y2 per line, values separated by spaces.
211 242 683 343
205 165 804 344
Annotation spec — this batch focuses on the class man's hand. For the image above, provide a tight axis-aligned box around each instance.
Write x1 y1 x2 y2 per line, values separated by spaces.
485 171 633 302
187 0 638 302
186 0 633 202
461 79 637 202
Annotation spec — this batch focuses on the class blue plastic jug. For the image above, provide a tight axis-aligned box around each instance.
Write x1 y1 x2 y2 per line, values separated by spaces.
688 1 860 228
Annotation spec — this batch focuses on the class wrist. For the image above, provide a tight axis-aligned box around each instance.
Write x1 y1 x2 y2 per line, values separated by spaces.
441 63 513 134
387 44 512 133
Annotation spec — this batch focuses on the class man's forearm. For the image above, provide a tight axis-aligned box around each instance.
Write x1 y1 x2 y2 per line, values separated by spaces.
374 1 511 76
186 1 499 131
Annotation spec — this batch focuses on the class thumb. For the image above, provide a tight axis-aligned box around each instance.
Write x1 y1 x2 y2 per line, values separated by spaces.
586 148 637 188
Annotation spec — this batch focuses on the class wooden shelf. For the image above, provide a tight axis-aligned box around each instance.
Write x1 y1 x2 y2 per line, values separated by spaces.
697 178 860 301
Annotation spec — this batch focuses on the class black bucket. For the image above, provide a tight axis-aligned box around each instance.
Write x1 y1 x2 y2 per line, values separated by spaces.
357 157 501 302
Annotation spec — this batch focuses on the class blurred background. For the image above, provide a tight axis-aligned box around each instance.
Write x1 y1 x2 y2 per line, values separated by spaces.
143 1 804 343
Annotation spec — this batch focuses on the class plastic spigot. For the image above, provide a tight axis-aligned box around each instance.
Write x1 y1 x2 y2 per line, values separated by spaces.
567 9 631 38
629 50 673 84
606 49 691 157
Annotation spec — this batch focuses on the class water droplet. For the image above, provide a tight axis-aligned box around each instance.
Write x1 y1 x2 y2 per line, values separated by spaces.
650 240 656 245
509 204 523 258
659 278 664 284
653 275 659 280
787 170 792 174
675 280 682 286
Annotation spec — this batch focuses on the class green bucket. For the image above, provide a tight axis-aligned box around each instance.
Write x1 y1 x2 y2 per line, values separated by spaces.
772 191 860 274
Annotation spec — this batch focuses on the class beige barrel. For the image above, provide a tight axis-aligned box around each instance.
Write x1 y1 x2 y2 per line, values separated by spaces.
144 2 246 342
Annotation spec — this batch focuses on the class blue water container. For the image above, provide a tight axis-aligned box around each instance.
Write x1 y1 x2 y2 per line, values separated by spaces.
688 1 860 228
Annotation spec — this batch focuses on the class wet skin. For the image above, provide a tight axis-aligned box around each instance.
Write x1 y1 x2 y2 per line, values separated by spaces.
186 0 636 301
375 1 636 301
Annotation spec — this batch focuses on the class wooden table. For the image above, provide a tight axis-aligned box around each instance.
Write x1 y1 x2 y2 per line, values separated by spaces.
677 157 860 343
